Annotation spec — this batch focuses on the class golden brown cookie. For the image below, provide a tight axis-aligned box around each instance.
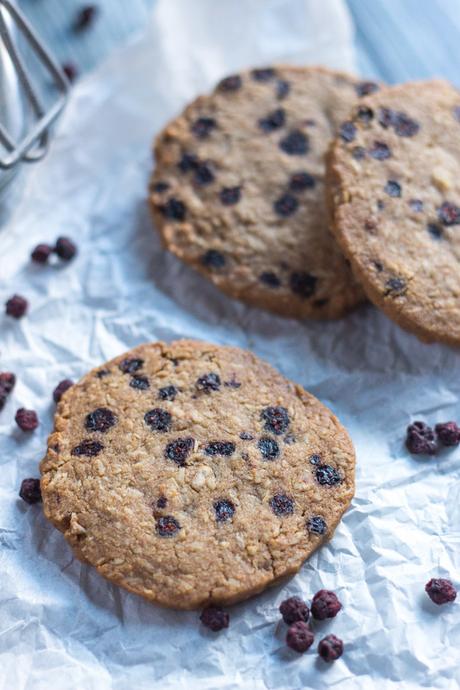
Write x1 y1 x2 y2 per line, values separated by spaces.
327 80 460 346
40 340 355 609
149 66 378 319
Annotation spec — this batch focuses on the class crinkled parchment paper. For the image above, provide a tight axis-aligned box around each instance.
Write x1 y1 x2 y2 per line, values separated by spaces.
1 1 459 688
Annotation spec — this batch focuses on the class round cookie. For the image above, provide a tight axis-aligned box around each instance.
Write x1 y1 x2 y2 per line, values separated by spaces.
327 80 460 346
40 340 355 609
149 66 378 319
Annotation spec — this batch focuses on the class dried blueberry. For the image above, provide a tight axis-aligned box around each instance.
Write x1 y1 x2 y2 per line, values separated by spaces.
356 105 374 123
289 171 315 192
274 194 298 217
86 407 117 433
435 421 460 447
384 277 406 297
406 421 436 455
369 141 391 160
55 237 77 261
19 478 42 504
259 272 281 288
201 249 226 270
5 294 28 319
214 499 235 522
290 272 317 299
200 606 229 631
279 130 309 155
315 464 342 486
384 180 401 197
279 596 309 625
251 67 276 81
152 181 170 193
261 406 290 435
258 108 285 132
196 372 221 393
130 375 150 390
156 496 168 509
158 385 178 401
0 372 16 394
339 121 356 143
425 578 457 605
178 152 199 173
15 408 39 432
156 515 181 537
352 146 366 160
239 431 254 441
318 634 344 662
437 201 460 225
164 437 194 466
144 408 172 433
393 111 420 137
276 79 290 100
53 379 74 403
427 223 443 239
258 436 280 460
355 81 379 97
191 117 216 139
204 441 235 456
307 516 327 535
218 74 242 91
194 162 215 186
409 199 424 212
119 358 144 374
270 493 294 516
96 369 110 378
311 590 342 620
286 622 314 653
31 243 53 264
71 439 104 456
219 186 241 205
309 454 321 465
161 198 186 221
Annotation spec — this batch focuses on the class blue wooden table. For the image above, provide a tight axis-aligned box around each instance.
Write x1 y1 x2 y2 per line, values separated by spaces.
16 0 460 85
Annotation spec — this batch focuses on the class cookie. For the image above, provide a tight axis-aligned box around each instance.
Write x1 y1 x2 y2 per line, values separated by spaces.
149 66 378 319
327 80 460 346
40 340 355 609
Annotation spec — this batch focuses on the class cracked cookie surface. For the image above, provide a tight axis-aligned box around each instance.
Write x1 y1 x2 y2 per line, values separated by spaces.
327 80 460 346
149 66 374 319
40 340 355 609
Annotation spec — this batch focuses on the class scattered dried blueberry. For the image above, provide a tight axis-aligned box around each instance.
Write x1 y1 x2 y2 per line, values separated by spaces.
191 117 216 139
71 439 104 456
311 590 342 620
19 478 42 504
31 243 53 264
384 277 406 297
258 108 285 133
156 515 181 537
86 407 117 433
0 372 16 394
355 81 379 97
425 578 457 605
384 180 401 197
258 436 280 460
201 249 226 270
409 199 424 212
261 406 290 435
164 437 194 466
279 130 309 155
178 152 198 173
427 223 443 239
196 372 221 393
318 634 344 662
161 198 186 221
259 272 281 288
279 596 309 625
218 74 242 91
251 67 276 81
339 121 356 143
406 421 436 455
219 186 241 205
73 5 98 31
435 421 460 447
130 375 150 390
15 408 39 432
369 141 391 160
315 464 342 486
119 358 143 374
270 493 294 516
214 499 235 522
52 379 73 403
5 294 28 319
158 385 178 401
437 201 460 225
204 441 235 456
276 79 290 100
194 163 215 186
307 516 327 535
290 272 317 299
54 237 77 261
274 194 298 217
62 62 78 82
200 606 229 631
286 621 314 653
289 171 315 192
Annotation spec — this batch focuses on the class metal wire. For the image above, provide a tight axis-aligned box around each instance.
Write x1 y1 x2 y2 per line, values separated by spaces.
0 0 69 169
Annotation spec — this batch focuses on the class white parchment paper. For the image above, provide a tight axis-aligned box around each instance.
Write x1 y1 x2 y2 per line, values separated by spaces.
1 1 459 688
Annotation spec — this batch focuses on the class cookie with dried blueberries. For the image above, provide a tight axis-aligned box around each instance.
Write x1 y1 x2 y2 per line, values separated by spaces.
40 340 355 609
149 66 377 319
327 80 460 346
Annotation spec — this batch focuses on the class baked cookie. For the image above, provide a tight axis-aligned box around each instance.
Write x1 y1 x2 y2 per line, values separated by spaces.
149 66 378 319
327 80 460 346
40 340 355 609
